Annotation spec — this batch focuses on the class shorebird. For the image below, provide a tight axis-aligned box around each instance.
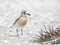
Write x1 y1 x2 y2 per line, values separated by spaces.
10 10 31 37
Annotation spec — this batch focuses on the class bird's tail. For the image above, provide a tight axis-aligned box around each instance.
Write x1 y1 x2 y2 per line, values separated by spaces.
10 21 16 28
10 24 14 28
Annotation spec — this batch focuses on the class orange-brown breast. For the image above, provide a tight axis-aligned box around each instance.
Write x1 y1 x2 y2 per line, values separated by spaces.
18 17 27 27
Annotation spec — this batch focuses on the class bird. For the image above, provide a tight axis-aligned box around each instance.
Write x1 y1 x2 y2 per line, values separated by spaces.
10 10 31 37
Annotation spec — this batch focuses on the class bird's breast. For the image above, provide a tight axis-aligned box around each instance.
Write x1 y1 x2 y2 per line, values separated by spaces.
18 17 27 27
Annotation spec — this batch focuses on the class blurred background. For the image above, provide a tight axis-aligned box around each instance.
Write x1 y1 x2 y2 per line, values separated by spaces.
0 0 60 45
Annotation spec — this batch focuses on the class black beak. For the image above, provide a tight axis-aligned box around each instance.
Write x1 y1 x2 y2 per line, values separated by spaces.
27 13 31 16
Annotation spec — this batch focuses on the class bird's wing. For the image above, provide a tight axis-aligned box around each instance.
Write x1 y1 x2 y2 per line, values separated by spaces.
10 16 21 28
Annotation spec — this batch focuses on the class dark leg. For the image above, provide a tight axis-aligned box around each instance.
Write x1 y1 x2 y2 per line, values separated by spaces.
16 29 19 37
21 27 23 36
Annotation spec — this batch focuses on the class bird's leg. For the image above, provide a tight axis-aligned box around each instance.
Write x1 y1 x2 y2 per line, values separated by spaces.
21 27 23 36
16 29 19 37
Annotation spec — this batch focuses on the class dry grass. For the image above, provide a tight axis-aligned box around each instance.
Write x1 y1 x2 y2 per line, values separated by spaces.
32 25 60 44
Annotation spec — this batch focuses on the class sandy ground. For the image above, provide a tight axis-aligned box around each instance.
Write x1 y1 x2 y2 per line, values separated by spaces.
0 0 60 45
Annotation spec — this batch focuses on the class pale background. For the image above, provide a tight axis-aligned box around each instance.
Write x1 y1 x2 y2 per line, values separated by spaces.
0 0 60 45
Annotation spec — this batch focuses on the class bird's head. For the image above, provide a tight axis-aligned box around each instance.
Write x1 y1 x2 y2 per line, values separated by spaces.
21 10 31 16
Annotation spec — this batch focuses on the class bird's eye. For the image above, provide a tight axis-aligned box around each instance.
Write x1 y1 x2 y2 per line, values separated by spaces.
24 12 26 14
